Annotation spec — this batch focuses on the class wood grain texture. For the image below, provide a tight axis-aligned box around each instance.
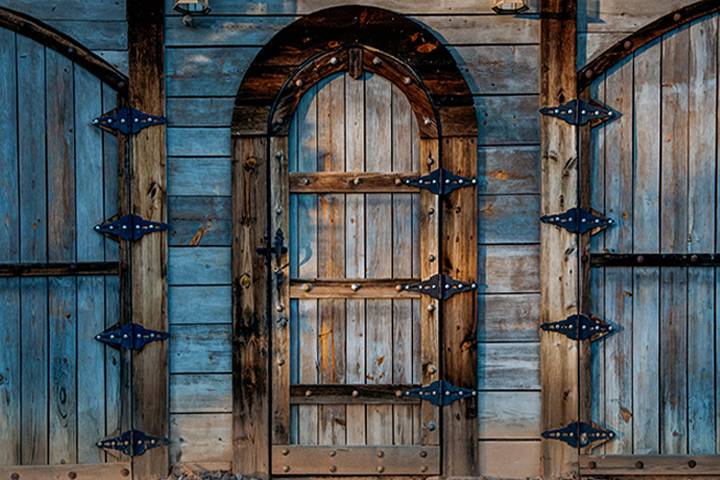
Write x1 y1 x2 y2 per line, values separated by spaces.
0 463 132 479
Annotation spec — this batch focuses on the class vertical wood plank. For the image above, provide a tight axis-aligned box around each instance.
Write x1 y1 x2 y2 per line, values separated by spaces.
441 136 478 476
686 16 717 455
660 25 690 456
127 0 168 477
0 27 20 466
540 0 579 477
632 42 662 456
316 73 347 446
233 136 269 477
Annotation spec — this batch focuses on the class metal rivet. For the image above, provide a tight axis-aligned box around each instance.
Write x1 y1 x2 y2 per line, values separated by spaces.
353 177 361 185
329 450 337 457
329 56 338 65
585 69 593 79
689 460 697 468
68 472 77 479
377 450 384 458
283 466 290 473
352 390 359 397
395 390 402 397
420 466 428 473
11 474 19 480
373 56 382 65
302 283 312 292
637 255 645 264
635 461 644 469
420 450 428 458
351 283 361 292
277 358 285 366
428 208 435 215
395 284 403 292
624 40 633 49
395 178 403 185
426 156 434 166
377 466 385 473
428 254 436 262
588 461 597 470
423 117 432 126
121 468 130 477
295 79 304 87
329 465 337 473
427 303 436 312
403 76 412 85
302 178 310 185
428 365 437 374
282 449 290 456
276 305 284 312
674 12 682 21
305 390 312 397
276 207 283 215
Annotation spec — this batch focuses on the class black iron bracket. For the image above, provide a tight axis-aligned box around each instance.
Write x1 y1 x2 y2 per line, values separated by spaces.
542 421 615 448
95 323 169 351
93 107 166 135
403 168 477 196
403 380 476 407
541 208 614 235
540 314 614 342
401 273 477 300
96 430 168 457
540 99 618 126
256 229 288 262
94 214 169 242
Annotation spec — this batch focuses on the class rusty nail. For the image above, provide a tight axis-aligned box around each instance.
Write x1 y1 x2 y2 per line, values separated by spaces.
420 450 428 458
353 177 361 185
302 177 310 185
351 283 361 292
302 283 312 292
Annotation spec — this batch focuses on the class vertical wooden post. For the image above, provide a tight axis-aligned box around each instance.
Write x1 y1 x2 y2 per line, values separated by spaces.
540 1 579 479
127 1 168 478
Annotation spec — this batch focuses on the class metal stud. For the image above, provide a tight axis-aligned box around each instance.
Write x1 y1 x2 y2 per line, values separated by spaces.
377 466 385 473
351 283 361 292
329 56 338 65
283 466 290 473
377 450 385 458
295 79 304 87
403 76 412 85
372 56 382 65
353 177 361 185
282 449 290 456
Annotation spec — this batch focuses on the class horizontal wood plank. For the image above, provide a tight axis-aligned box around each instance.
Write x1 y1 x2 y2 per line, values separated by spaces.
290 279 421 299
477 342 540 390
170 374 232 413
289 172 419 193
168 157 231 196
169 324 232 373
167 128 231 157
271 446 440 475
169 196 231 247
170 413 233 464
478 244 540 293
477 146 540 195
478 195 539 244
478 440 541 479
478 293 540 342
46 20 127 50
290 384 420 405
168 247 231 285
169 286 231 324
167 98 235 128
478 391 541 439
475 95 540 146
0 463 131 479
578 0 696 33
581 455 720 475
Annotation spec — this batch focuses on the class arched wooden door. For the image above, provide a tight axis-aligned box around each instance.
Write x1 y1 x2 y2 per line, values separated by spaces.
232 6 479 478
576 3 720 476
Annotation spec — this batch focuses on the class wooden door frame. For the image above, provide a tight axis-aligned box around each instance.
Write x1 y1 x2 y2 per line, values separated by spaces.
542 1 720 478
230 6 478 478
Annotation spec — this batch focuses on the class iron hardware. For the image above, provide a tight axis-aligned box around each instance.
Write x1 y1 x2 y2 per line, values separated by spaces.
401 274 477 300
257 229 288 261
93 107 166 135
540 314 614 342
541 208 614 235
403 168 477 196
94 214 169 242
403 380 476 407
542 421 615 448
540 99 618 126
95 323 169 351
96 430 168 457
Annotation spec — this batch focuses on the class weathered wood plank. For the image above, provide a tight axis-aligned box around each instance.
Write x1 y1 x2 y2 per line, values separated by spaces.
290 279 420 299
477 342 540 391
168 247 231 285
289 172 419 193
478 245 540 293
46 20 127 51
477 293 540 342
170 414 233 464
169 286 231 324
0 463 132 479
477 441 541 479
580 454 720 475
170 324 232 374
4 0 127 20
167 97 234 128
170 374 232 413
475 95 540 146
169 196 231 247
167 128 231 157
578 0 697 33
478 195 539 244
477 146 540 195
453 45 538 94
168 157 231 196
477 391 542 439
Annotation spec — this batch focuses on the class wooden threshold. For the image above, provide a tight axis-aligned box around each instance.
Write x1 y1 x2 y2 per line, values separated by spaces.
0 262 120 277
0 463 131 479
291 384 419 405
581 455 720 476
271 446 439 476
290 279 421 299
289 172 420 193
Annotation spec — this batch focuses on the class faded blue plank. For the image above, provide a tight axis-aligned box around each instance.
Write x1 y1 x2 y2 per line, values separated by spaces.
169 324 232 373
104 275 122 444
477 195 539 244
166 47 258 96
475 95 539 146
477 245 539 294
452 45 538 94
165 15 292 47
168 247 232 285
102 83 120 262
0 277 20 464
169 196 231 247
169 286 232 325
168 157 231 196
95 50 128 76
477 146 539 195
47 20 127 51
167 128 231 157
477 293 539 342
5 0 126 20
0 29 18 264
167 97 234 127
477 342 540 390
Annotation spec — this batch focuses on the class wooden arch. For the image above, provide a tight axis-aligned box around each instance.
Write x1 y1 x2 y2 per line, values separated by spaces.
232 6 479 478
0 6 128 94
578 0 720 91
232 5 477 138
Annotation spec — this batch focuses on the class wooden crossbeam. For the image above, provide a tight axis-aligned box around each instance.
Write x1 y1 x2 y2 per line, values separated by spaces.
0 262 119 277
290 384 420 405
289 172 419 193
580 455 720 476
290 279 421 299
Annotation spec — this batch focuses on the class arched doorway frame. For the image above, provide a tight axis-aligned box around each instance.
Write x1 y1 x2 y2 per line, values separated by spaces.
230 6 479 478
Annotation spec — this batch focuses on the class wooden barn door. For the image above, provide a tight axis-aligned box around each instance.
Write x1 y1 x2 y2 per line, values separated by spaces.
267 71 448 476
0 27 131 477
579 13 720 475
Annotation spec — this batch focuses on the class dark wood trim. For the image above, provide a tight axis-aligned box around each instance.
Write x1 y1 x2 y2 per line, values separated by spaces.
289 172 420 193
127 0 168 478
0 463 132 480
290 384 420 405
541 1 580 479
0 6 128 94
290 278 421 299
590 253 720 267
0 262 119 277
580 455 720 476
578 0 720 91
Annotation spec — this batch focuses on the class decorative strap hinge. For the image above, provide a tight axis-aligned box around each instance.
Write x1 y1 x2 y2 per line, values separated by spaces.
94 214 169 242
540 314 614 342
93 107 166 135
401 273 477 300
403 380 476 407
95 323 169 351
403 168 477 196
540 99 619 126
97 430 168 457
541 208 614 235
542 421 615 448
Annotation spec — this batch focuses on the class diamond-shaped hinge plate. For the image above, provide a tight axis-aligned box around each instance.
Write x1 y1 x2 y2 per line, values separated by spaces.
95 323 169 351
542 421 615 448
401 274 477 300
97 430 168 457
93 107 166 135
540 314 615 342
94 214 169 242
540 99 619 126
403 168 477 196
403 380 476 407
541 208 614 235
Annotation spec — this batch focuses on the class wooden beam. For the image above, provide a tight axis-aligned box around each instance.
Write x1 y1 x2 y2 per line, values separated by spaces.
0 463 132 480
290 279 421 299
127 1 168 479
580 455 720 476
540 1 579 479
289 172 420 193
290 384 420 405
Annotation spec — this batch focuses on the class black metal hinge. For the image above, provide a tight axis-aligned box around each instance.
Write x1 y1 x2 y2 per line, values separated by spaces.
95 323 169 351
93 107 166 135
97 430 168 457
403 380 476 407
401 274 477 300
540 314 614 342
94 214 169 242
542 421 615 448
403 168 477 196
541 208 614 235
540 99 618 126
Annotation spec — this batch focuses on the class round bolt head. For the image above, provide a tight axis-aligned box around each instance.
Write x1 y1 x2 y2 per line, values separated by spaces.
330 56 338 65
353 177 361 185
377 450 384 458
295 79 304 87
352 390 359 397
329 465 337 473
283 466 290 473
305 390 312 397
377 466 385 473
372 56 382 65
403 76 412 85
282 448 290 455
